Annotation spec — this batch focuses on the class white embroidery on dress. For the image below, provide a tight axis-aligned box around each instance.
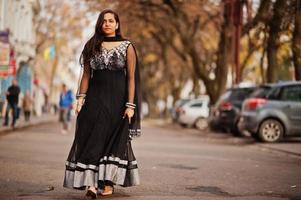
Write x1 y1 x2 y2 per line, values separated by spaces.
90 41 131 71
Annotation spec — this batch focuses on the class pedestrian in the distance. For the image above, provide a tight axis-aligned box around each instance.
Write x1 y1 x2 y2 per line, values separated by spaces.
59 84 74 134
63 9 141 199
22 91 33 122
3 79 20 128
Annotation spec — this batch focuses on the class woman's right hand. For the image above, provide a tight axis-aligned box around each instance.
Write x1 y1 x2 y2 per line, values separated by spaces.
75 97 85 115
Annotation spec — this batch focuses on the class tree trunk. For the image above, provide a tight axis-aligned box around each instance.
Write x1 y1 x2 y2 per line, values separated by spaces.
188 1 232 105
213 0 233 102
293 0 301 80
192 75 200 97
142 91 158 118
266 31 279 83
260 47 267 83
205 79 219 105
266 0 287 83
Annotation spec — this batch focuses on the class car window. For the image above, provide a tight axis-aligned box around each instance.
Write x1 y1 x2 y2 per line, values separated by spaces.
180 99 190 106
175 99 190 107
215 88 254 105
220 91 231 100
190 103 203 107
280 85 301 102
229 88 255 101
249 86 272 98
215 90 231 106
267 87 281 100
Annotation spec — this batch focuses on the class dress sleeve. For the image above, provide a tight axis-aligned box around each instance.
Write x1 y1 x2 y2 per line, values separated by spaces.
126 44 136 104
77 62 90 95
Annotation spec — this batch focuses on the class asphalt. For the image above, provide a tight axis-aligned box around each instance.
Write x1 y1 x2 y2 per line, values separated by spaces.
0 117 300 199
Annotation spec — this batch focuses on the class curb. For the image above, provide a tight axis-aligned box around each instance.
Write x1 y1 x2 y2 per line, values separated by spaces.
257 144 301 157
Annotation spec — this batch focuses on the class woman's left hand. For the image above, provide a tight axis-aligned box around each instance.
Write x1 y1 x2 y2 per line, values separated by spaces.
123 108 135 124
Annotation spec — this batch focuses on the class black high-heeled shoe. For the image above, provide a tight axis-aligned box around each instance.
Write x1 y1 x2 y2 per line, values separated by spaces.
85 189 97 199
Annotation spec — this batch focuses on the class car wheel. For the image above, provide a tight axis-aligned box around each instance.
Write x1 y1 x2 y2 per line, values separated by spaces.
195 117 208 130
231 118 244 137
251 132 260 141
231 125 242 137
258 119 284 143
179 123 187 128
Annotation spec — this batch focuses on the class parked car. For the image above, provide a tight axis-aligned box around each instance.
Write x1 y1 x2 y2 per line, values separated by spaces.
171 98 191 122
208 86 256 135
177 97 210 130
248 84 274 99
238 81 301 143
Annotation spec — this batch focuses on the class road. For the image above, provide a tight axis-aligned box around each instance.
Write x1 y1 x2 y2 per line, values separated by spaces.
0 119 300 200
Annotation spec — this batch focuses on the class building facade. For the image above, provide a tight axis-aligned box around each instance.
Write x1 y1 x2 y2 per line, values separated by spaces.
0 0 40 115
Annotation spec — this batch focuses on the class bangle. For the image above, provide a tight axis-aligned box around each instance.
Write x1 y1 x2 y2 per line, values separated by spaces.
126 102 136 107
126 105 135 109
76 94 86 99
126 102 136 109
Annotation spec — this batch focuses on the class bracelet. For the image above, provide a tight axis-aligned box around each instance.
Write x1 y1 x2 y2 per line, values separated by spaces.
126 102 136 109
126 106 135 110
126 102 136 107
76 94 86 99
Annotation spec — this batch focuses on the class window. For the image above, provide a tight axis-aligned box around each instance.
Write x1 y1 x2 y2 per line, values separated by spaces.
249 86 272 98
280 85 301 102
229 88 255 101
190 103 203 107
267 87 281 100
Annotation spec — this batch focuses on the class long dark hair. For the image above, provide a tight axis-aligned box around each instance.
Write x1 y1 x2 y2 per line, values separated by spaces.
80 9 122 68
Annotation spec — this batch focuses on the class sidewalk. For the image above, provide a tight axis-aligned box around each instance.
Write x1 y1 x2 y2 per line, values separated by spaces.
0 113 58 136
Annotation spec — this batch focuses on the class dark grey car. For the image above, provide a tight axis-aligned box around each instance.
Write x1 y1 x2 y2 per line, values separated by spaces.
238 81 301 142
208 86 256 135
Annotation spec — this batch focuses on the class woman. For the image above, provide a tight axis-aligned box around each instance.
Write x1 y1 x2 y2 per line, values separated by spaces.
22 91 33 122
63 9 141 199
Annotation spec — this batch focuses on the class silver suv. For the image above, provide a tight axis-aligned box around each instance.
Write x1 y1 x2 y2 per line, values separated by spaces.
238 81 301 142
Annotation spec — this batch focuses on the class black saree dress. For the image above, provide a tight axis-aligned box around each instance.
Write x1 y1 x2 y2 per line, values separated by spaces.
63 37 141 190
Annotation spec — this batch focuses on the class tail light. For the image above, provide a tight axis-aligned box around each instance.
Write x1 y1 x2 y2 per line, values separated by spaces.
244 98 267 110
220 102 233 111
176 107 185 115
